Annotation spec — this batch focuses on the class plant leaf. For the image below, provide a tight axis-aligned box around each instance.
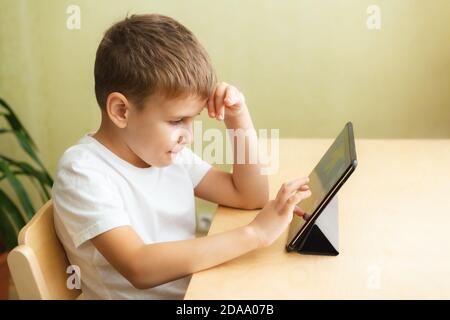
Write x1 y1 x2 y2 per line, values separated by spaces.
0 98 36 149
7 124 43 167
0 98 52 182
0 155 53 198
27 174 47 204
0 159 34 220
0 189 27 250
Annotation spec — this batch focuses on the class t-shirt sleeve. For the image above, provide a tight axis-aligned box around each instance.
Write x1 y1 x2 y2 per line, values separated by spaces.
52 151 130 248
175 147 212 188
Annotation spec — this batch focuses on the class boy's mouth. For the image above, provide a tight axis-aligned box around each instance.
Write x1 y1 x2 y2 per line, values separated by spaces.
169 146 184 154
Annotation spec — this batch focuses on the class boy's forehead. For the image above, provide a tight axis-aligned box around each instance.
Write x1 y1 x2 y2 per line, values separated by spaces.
159 95 207 116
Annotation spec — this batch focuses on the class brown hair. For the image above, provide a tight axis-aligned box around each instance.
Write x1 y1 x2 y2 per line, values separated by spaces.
94 14 216 110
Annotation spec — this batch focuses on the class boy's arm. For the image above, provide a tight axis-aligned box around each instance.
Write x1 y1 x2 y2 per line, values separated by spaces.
194 82 269 209
91 224 258 289
92 177 310 290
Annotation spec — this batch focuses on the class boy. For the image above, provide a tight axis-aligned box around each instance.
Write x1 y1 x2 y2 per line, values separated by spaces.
52 14 311 299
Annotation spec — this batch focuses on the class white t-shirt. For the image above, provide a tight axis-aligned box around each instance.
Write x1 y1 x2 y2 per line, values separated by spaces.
52 133 212 299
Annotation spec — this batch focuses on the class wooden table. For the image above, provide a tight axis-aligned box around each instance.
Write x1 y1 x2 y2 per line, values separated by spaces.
185 139 450 299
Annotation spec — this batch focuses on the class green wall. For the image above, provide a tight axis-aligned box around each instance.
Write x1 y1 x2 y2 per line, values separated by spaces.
1 1 449 225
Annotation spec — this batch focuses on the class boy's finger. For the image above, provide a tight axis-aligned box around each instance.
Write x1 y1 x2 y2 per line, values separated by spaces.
274 177 310 209
224 86 238 106
280 190 312 216
293 205 305 216
207 96 215 118
208 82 221 118
299 185 310 191
275 177 310 199
214 83 227 121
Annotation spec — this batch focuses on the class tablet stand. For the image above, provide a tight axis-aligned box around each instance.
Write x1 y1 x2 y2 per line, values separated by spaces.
296 195 339 256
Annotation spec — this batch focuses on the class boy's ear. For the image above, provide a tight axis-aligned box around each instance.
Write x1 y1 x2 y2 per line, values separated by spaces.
105 92 130 129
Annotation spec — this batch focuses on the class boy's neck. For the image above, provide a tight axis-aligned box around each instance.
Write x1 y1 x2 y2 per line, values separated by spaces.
92 119 151 169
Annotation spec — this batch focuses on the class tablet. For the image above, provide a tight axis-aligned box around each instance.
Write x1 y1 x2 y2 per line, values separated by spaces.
286 122 357 252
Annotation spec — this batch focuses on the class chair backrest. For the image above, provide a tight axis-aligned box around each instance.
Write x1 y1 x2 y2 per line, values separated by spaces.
7 200 82 299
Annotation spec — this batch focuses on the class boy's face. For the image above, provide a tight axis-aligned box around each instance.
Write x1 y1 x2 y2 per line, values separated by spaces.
123 93 206 167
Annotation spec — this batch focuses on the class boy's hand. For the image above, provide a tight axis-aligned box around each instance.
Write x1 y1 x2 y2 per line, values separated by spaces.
247 177 312 248
207 82 246 121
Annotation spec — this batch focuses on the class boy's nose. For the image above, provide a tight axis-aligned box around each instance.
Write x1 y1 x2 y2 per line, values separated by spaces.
178 131 193 145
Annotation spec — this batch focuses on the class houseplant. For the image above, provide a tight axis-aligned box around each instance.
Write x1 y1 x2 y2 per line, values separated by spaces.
0 97 53 299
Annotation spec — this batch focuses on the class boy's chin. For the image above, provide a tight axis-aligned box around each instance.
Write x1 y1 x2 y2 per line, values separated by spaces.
168 150 183 161
139 154 173 168
147 151 180 167
157 151 179 166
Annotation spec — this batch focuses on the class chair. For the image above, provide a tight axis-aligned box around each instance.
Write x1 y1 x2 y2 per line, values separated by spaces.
7 200 82 299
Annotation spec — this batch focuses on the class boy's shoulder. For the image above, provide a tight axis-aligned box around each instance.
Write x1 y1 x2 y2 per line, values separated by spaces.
56 134 106 174
53 134 118 196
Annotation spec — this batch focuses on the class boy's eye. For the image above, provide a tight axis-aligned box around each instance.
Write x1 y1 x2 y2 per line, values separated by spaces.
169 119 183 125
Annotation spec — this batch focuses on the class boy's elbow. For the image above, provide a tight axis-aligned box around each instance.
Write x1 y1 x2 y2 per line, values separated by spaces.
255 186 270 208
125 260 158 290
241 191 269 210
129 268 188 291
127 256 182 290
254 193 270 209
129 278 146 290
128 270 158 290
124 265 148 290
130 279 152 290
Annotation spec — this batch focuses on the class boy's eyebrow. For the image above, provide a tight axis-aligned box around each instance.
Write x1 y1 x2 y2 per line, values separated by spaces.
171 108 204 118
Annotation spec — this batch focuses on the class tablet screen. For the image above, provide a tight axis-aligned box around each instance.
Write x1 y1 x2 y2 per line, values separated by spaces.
287 123 355 246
